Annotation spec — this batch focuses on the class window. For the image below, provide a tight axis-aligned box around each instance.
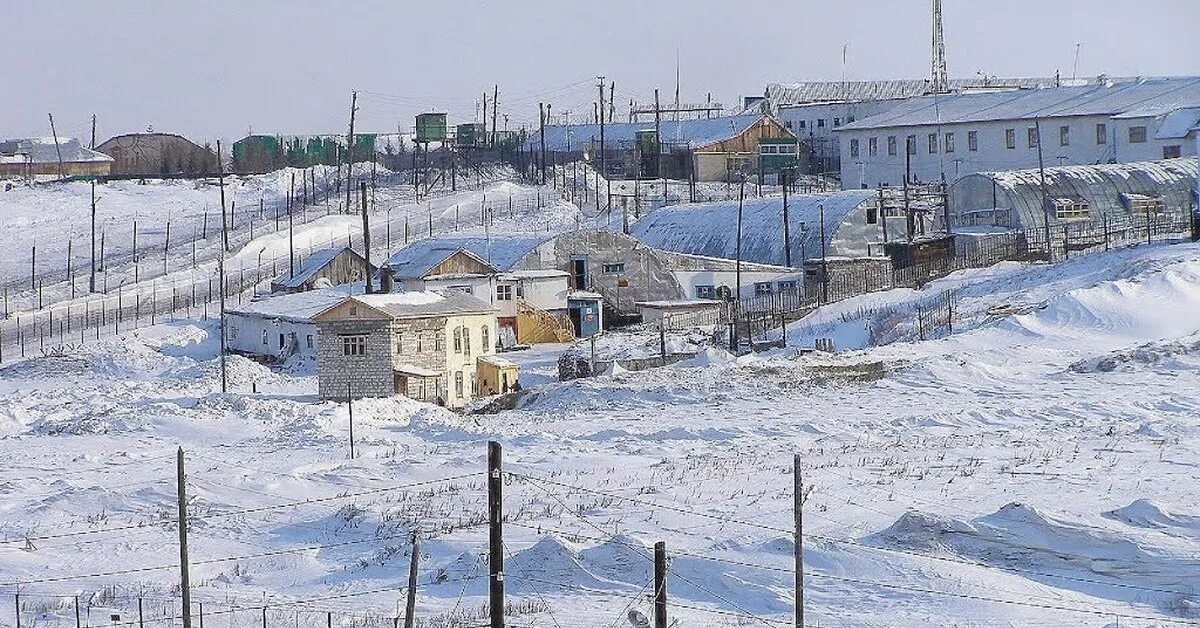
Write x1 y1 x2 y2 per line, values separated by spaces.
261 330 269 346
798 120 807 130
866 204 878 224
760 144 777 154
446 285 473 295
817 118 826 129
944 132 955 154
848 115 855 123
754 283 773 296
471 374 478 395
306 335 313 349
1052 197 1090 220
927 133 938 154
1123 194 1165 215
849 139 860 158
695 285 716 300
1059 125 1070 147
778 280 798 293
887 136 897 156
453 327 462 353
602 262 626 274
784 121 793 130
833 117 841 127
906 135 917 155
228 326 238 340
1095 123 1107 145
1005 129 1016 149
1129 126 1147 144
394 332 404 354
868 137 878 157
415 334 424 353
1027 127 1039 149
349 305 358 316
968 130 978 152
341 335 366 357
515 282 524 298
454 371 464 398
1164 145 1182 159
496 284 513 301
434 333 444 352
482 325 490 352
463 326 471 356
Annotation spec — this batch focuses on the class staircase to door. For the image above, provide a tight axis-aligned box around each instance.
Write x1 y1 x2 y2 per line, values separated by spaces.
516 301 575 343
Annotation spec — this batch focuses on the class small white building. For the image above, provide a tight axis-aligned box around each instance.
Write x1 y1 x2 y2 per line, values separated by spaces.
835 77 1200 188
224 285 361 361
636 300 721 323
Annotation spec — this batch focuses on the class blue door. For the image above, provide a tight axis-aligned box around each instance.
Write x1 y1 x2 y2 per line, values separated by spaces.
569 299 601 337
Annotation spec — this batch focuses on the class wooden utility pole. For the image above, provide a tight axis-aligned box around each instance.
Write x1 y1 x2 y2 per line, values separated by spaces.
48 113 66 181
598 77 606 182
1034 119 1052 260
653 541 667 628
782 170 792 267
793 454 803 628
217 140 229 251
90 114 97 149
819 204 829 304
347 381 355 459
177 447 193 628
404 531 420 628
360 181 373 293
217 255 227 393
90 180 98 292
735 179 745 299
491 84 500 146
488 441 504 628
538 103 547 186
653 88 662 180
345 91 358 215
482 91 488 147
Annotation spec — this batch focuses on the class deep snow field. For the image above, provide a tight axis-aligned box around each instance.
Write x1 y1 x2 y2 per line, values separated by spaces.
2 219 1200 625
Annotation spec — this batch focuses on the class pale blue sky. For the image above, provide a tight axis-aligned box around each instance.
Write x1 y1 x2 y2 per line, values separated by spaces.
7 0 1199 144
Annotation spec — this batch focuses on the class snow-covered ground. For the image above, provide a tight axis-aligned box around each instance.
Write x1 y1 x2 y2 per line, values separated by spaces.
2 227 1199 626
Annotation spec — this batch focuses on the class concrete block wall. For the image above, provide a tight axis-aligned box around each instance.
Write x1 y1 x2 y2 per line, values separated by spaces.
316 319 394 400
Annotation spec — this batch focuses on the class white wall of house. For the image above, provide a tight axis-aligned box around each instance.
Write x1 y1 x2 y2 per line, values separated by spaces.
441 311 498 408
225 313 318 359
672 269 796 300
400 275 497 302
777 100 904 172
837 113 1197 188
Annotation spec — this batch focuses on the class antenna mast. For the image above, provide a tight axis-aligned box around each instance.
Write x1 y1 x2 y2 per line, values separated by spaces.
931 0 949 93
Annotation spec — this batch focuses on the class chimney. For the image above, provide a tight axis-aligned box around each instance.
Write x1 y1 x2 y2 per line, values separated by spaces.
379 264 394 293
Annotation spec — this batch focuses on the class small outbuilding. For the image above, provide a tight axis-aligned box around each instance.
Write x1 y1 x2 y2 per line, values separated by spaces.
0 138 113 179
272 246 372 293
225 285 359 361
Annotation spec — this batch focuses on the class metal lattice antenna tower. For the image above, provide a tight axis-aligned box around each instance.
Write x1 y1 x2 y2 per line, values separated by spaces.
931 0 949 93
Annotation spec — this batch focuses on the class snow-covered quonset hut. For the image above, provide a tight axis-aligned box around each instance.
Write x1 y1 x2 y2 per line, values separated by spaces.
630 189 905 266
949 158 1198 231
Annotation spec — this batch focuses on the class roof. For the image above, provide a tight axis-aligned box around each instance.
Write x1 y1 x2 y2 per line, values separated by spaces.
394 363 441 377
0 137 114 164
478 355 519 369
349 291 496 319
386 234 552 275
636 300 722 310
523 114 771 152
227 284 362 322
1154 107 1200 139
501 269 570 280
950 158 1198 229
273 246 362 289
838 77 1200 131
760 76 1173 109
630 190 875 267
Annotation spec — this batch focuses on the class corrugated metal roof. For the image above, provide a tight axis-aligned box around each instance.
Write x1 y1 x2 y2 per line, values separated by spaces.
522 114 767 152
762 76 1167 108
0 137 114 164
1154 107 1200 139
839 78 1200 131
630 190 874 267
352 291 496 318
385 235 553 276
227 284 362 321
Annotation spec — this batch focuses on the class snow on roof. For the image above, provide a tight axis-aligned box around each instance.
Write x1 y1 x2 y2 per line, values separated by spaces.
394 363 441 377
1153 107 1200 139
764 78 1076 108
0 137 114 164
630 190 874 267
479 355 518 368
501 269 570 280
352 290 495 318
636 300 721 309
273 246 359 288
838 77 1200 131
523 114 770 152
227 284 362 321
568 290 604 300
386 234 552 275
952 158 1198 229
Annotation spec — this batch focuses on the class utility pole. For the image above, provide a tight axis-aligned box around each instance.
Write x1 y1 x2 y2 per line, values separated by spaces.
1035 119 1052 260
90 180 98 292
653 88 662 181
598 76 606 183
288 181 296 279
48 113 66 181
404 531 420 628
782 170 792 267
539 103 547 186
347 381 355 459
793 454 803 628
345 91 358 215
491 84 500 146
177 447 193 628
217 140 229 251
360 181 372 293
488 441 504 628
90 114 97 149
217 255 227 393
819 204 829 304
653 541 667 628
735 179 745 300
